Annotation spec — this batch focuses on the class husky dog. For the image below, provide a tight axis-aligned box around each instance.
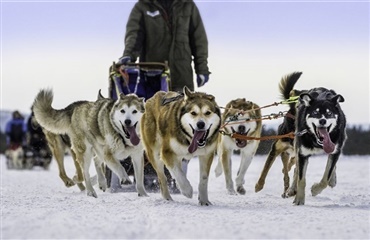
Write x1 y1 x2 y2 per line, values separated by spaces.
255 72 304 197
215 98 262 195
33 89 147 198
141 87 221 205
287 87 346 205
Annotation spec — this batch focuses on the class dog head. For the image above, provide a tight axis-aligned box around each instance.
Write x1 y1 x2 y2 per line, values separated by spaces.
111 93 145 146
299 88 345 153
180 86 221 153
223 98 262 148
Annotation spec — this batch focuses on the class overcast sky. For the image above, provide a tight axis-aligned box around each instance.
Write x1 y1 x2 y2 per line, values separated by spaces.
1 0 369 125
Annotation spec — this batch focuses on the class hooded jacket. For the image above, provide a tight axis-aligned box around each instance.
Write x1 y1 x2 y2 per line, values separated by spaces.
122 0 210 91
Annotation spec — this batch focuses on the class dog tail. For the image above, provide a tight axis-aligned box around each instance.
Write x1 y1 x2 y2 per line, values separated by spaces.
33 89 72 135
279 71 302 100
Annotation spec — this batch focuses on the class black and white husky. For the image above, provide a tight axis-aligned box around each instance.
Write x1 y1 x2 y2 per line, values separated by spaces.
287 87 347 205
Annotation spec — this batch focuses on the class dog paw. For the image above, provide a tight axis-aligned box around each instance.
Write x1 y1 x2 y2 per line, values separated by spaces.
328 174 337 188
87 190 98 198
227 188 237 195
121 178 133 185
63 178 76 188
236 186 246 195
255 181 264 193
311 183 324 196
199 200 213 206
293 196 305 205
285 187 296 197
138 191 149 197
181 185 193 199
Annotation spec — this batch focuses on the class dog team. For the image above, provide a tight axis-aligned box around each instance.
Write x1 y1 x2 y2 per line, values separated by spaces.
32 71 347 206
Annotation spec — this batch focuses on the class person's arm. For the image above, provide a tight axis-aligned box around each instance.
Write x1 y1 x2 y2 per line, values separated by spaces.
122 4 145 62
189 5 210 75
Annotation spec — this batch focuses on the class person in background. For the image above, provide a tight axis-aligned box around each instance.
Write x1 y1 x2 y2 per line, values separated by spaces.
5 110 27 150
110 0 211 192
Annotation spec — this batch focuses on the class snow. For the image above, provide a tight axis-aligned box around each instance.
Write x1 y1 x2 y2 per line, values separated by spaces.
1 154 369 239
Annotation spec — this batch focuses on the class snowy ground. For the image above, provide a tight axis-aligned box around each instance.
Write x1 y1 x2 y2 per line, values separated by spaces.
1 153 369 239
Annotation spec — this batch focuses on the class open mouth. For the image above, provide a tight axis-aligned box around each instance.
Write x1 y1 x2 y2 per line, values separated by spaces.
120 121 140 146
231 126 249 148
188 124 211 153
313 124 335 154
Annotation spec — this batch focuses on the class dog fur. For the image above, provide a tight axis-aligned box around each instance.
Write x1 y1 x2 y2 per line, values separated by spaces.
140 87 221 205
215 98 262 195
33 89 147 198
287 87 347 205
255 72 304 197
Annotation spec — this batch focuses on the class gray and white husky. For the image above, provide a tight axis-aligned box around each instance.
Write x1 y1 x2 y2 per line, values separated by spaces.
33 89 147 198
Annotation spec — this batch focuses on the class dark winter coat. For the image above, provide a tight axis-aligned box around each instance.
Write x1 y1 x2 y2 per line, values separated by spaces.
122 0 210 91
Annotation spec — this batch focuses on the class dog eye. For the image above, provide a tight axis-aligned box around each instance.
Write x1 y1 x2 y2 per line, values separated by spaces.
132 110 137 114
205 111 211 116
120 109 125 113
191 111 197 116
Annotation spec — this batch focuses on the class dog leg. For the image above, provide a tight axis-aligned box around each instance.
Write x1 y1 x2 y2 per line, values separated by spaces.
220 148 236 195
311 154 339 196
131 151 148 197
281 152 292 198
198 154 214 206
293 154 308 205
214 157 223 178
70 149 86 191
92 155 107 192
235 151 254 195
255 142 281 193
165 156 193 199
146 148 173 201
76 148 97 198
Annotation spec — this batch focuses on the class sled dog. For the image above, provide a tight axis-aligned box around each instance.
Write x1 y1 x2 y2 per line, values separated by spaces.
255 72 304 197
33 89 147 198
141 87 221 205
288 86 346 205
215 98 262 195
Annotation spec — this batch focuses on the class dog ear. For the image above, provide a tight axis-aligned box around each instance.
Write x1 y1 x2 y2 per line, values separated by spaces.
119 92 126 99
299 93 313 107
97 89 105 100
183 86 192 100
332 94 345 103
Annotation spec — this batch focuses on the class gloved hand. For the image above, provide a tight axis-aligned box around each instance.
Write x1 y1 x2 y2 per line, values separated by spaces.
197 74 209 87
117 56 131 65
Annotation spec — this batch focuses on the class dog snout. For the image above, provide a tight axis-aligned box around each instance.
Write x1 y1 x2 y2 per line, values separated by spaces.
319 119 326 126
197 121 205 130
124 119 132 126
238 125 246 133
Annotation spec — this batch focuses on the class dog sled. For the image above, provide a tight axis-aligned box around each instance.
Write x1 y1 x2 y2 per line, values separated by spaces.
106 61 179 193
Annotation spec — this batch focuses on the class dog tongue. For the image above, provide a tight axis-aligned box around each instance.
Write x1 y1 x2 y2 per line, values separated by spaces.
188 130 206 154
127 126 140 146
318 128 335 154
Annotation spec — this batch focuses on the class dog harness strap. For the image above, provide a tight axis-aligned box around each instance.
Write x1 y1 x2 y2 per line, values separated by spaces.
161 93 184 105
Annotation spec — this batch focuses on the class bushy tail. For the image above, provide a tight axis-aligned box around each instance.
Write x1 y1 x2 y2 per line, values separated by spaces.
32 89 72 135
279 72 302 99
278 72 302 109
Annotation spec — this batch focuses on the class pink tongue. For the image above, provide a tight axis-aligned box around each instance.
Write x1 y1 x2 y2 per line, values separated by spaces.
188 131 206 154
318 128 335 154
127 126 140 146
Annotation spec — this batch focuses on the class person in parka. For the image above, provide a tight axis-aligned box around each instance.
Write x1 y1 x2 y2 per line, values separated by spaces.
118 0 211 91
